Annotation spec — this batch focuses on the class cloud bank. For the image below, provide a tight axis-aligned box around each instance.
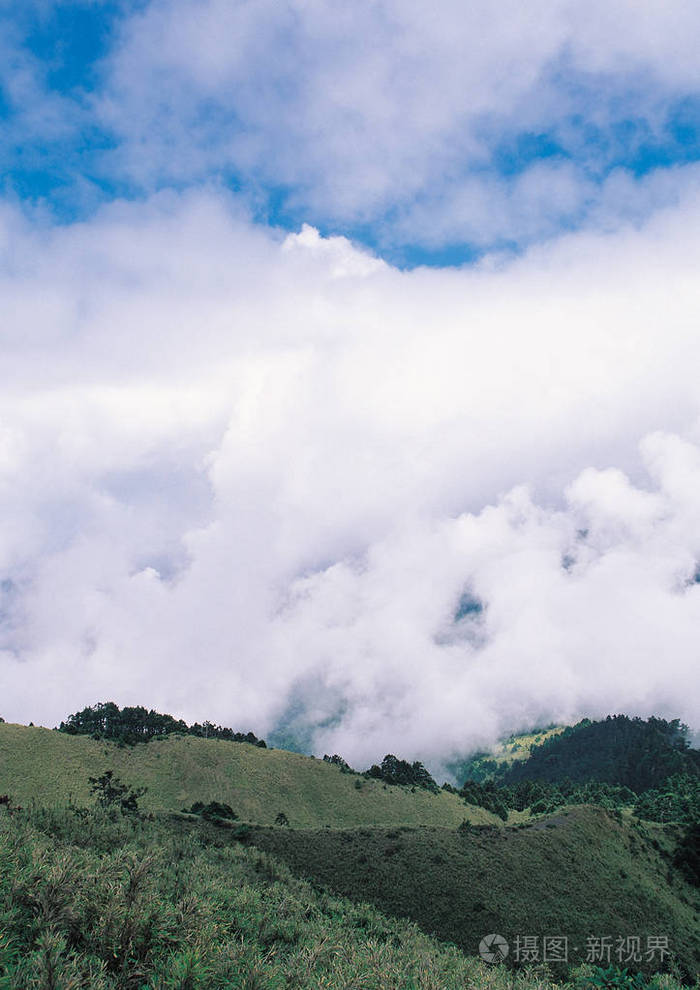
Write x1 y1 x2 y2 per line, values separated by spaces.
4 0 700 256
1 188 699 765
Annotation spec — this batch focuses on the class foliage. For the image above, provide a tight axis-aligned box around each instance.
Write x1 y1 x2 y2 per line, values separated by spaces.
576 966 648 988
634 775 700 826
498 716 698 792
458 778 640 819
185 801 238 822
0 804 632 990
251 805 700 982
365 754 439 793
60 700 267 748
88 770 146 814
673 823 700 887
459 780 510 820
322 753 355 773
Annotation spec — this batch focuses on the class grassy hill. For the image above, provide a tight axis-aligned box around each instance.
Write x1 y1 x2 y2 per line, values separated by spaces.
249 806 700 980
1 717 699 985
7 806 694 990
0 721 498 827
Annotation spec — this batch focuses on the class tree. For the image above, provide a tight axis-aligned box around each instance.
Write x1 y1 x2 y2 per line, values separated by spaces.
88 770 146 814
674 823 700 886
366 754 439 792
61 701 266 747
323 753 354 773
185 800 238 821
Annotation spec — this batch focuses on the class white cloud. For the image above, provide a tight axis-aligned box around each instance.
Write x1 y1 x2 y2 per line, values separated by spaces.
0 187 699 765
86 0 700 248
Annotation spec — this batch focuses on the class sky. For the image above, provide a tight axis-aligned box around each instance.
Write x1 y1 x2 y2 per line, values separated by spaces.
1 0 700 769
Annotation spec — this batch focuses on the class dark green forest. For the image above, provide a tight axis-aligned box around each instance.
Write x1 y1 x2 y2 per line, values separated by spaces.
450 716 700 826
495 716 698 790
59 701 267 748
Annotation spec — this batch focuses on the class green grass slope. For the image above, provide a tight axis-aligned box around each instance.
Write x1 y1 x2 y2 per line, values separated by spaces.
6 806 692 990
0 722 498 827
249 807 700 980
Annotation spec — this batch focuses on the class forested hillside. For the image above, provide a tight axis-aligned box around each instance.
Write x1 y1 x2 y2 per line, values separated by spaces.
451 716 700 824
497 716 699 790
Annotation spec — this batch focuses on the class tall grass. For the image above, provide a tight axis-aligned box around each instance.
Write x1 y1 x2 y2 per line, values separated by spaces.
0 807 695 990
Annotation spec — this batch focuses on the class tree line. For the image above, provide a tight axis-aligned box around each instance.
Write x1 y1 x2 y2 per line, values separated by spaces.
59 701 267 748
322 752 440 792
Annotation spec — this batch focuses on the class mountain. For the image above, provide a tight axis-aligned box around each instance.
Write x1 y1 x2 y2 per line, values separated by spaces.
448 716 700 824
249 805 700 979
456 716 699 791
0 721 498 827
497 715 699 791
6 804 693 990
1 712 698 985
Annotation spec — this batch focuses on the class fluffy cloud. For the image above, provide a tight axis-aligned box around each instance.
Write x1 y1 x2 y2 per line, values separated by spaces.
0 187 699 765
4 1 700 254
88 0 700 249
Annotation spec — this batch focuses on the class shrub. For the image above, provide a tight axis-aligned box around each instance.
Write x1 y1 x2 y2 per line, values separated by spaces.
323 754 354 773
88 770 146 814
673 822 700 886
185 801 238 822
576 965 648 988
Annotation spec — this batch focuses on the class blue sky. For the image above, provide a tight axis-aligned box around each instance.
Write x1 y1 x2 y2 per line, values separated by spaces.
4 0 700 266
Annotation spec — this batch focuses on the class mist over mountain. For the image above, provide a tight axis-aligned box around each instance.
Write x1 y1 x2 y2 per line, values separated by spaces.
1 2 700 766
0 198 700 764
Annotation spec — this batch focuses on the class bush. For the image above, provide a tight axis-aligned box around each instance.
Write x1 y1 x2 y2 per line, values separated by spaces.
88 770 146 814
673 822 700 886
185 801 238 822
2 807 691 990
575 966 648 988
323 754 354 773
